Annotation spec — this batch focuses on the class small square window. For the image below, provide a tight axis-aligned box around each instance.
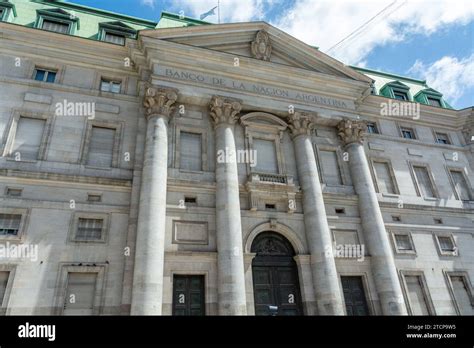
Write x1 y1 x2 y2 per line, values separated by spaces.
435 132 450 144
434 218 443 225
265 203 276 211
184 197 197 206
100 79 121 93
34 68 57 83
393 91 408 100
392 215 401 222
394 234 413 251
87 194 102 203
0 214 21 236
76 218 103 241
401 127 416 139
427 97 441 107
335 208 345 214
6 188 22 197
367 122 379 134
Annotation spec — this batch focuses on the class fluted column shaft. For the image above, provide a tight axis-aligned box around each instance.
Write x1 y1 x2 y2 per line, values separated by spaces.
338 119 407 315
289 113 345 315
131 87 177 315
210 96 247 315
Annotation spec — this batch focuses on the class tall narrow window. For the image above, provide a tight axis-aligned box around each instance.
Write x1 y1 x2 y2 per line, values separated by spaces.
42 19 69 34
449 170 471 201
319 150 342 185
86 126 115 167
11 117 45 160
450 276 473 315
253 138 278 174
63 273 97 315
180 132 202 171
0 214 21 236
373 161 396 194
405 275 430 315
0 271 10 306
413 166 436 198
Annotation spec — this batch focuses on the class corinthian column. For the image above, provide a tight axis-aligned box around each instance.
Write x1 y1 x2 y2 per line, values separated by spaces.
337 119 407 315
131 86 178 315
210 96 247 315
288 112 345 315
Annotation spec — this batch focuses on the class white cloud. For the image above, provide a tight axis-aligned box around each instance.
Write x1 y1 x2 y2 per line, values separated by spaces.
141 0 156 9
272 0 474 65
408 54 474 103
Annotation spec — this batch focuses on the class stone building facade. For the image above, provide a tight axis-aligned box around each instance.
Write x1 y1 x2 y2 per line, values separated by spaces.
0 0 473 316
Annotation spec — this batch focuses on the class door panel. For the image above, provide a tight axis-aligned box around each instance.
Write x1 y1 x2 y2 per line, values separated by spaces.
172 275 205 316
341 276 370 316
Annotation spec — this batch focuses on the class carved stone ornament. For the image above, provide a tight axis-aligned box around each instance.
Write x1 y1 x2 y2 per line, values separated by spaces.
251 30 272 61
337 119 367 146
209 96 242 126
287 112 316 139
143 86 178 119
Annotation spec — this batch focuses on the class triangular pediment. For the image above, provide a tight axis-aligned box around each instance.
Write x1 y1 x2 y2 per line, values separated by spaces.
140 22 372 83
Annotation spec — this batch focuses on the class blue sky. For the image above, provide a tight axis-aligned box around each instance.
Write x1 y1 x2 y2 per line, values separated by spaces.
70 0 473 109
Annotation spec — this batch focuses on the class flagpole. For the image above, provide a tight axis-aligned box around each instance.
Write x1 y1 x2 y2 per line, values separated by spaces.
218 0 220 24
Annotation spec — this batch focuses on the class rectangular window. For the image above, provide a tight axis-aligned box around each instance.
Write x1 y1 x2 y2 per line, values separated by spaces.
450 276 473 315
100 79 121 93
394 234 413 251
86 126 115 167
435 132 450 144
449 170 471 201
373 161 396 194
11 117 46 161
63 273 97 315
172 275 205 316
253 138 278 174
42 19 69 34
76 218 103 241
0 214 21 236
0 271 9 306
320 150 342 185
438 236 455 252
333 230 359 246
341 276 369 316
180 132 202 171
413 166 436 198
401 127 416 139
394 91 408 100
366 122 378 134
34 68 57 83
0 9 4 20
427 97 442 107
104 33 125 45
6 188 22 197
405 275 430 315
87 194 102 203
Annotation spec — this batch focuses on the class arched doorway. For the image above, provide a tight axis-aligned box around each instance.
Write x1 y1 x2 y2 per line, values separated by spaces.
251 232 303 315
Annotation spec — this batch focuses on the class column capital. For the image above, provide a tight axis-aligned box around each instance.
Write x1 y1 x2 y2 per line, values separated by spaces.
143 86 178 119
337 119 367 146
287 112 315 139
209 95 242 127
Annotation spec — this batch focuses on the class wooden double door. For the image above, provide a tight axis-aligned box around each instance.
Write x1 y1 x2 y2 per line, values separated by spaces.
251 232 303 316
